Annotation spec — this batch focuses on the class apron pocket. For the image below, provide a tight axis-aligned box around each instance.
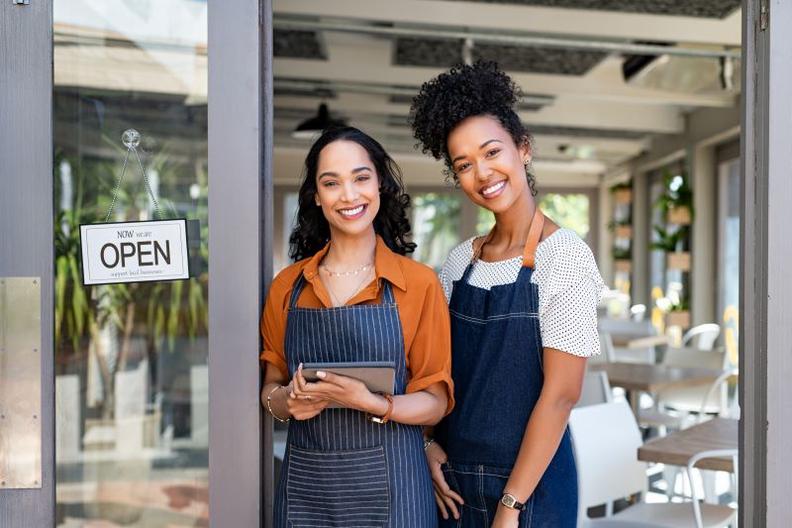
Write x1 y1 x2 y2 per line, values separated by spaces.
286 444 390 527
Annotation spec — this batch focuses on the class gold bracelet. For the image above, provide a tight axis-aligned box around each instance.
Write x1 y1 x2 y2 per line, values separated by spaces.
266 385 290 423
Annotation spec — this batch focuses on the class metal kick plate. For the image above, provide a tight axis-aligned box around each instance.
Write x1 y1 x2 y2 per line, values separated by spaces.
0 277 42 489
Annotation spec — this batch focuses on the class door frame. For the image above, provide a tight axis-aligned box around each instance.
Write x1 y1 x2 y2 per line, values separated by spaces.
208 0 273 526
0 1 55 525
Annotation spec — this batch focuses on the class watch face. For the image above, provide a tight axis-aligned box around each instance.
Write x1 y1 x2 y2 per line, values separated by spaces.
501 495 516 508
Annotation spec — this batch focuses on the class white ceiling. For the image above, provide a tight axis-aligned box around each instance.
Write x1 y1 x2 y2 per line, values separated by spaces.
273 0 742 186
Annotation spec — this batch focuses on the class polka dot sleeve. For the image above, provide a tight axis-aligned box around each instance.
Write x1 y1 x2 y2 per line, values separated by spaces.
532 230 604 358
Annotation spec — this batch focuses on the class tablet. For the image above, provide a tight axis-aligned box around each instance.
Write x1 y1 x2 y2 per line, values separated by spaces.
301 361 395 397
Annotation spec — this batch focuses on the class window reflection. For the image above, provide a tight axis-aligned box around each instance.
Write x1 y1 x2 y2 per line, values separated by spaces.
54 1 209 526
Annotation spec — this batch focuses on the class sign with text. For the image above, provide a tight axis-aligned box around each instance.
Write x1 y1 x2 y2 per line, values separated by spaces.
80 219 190 285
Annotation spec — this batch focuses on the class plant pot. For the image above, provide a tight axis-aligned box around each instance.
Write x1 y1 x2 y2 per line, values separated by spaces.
667 252 691 271
613 189 632 204
666 310 691 329
614 225 633 239
667 206 692 225
614 259 632 273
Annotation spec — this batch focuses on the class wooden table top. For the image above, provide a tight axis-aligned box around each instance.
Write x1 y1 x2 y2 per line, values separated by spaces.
590 362 722 393
638 418 737 472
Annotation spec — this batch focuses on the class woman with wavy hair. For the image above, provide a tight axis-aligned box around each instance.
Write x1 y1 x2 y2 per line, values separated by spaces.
410 62 604 528
260 126 453 528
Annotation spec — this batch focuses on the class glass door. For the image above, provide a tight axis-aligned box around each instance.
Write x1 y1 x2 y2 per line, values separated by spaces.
53 2 210 526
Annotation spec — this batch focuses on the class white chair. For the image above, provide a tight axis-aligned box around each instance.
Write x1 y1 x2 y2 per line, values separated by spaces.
577 371 613 408
687 449 739 528
593 332 615 364
600 330 657 364
599 318 657 342
682 324 721 351
569 401 737 528
658 347 730 416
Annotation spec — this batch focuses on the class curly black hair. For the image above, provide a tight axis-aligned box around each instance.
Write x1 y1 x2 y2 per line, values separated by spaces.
289 127 416 262
409 60 537 194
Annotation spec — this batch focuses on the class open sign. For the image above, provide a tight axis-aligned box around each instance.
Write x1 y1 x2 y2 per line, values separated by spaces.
80 219 190 285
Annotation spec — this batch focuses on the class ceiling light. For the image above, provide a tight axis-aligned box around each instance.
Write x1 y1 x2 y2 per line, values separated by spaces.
292 103 346 139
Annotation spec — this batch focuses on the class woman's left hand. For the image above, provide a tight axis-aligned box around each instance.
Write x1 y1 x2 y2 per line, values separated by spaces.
491 505 520 528
293 364 381 413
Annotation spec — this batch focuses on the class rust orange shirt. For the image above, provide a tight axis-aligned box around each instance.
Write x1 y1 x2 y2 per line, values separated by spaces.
260 236 454 413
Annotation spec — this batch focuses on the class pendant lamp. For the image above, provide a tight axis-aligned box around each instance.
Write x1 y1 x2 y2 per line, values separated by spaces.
292 103 346 139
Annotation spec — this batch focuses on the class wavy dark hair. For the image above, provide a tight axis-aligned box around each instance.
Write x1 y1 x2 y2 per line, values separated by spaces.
409 60 537 195
288 127 416 261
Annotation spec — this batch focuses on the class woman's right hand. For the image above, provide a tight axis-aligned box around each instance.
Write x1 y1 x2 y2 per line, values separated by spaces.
425 441 464 520
285 367 332 420
284 382 330 420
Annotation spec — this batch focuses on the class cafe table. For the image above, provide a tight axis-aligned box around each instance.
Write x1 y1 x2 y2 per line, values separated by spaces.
589 362 723 415
637 418 738 472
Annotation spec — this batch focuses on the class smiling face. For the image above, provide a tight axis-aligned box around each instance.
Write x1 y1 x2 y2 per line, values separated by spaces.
314 139 381 240
447 114 531 214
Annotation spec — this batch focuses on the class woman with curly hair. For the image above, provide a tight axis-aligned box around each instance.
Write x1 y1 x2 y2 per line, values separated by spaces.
410 62 604 528
260 126 453 528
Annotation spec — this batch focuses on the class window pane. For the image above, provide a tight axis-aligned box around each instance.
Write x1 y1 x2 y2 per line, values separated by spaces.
537 193 590 240
54 2 209 526
411 192 462 270
719 158 740 365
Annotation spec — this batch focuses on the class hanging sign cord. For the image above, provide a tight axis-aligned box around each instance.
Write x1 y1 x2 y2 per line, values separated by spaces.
105 129 179 222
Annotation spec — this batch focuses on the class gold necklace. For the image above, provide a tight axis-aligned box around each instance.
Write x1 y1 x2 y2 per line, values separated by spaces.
323 267 374 307
319 261 374 277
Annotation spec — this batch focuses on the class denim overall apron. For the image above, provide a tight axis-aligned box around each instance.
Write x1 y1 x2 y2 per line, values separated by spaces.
435 211 578 527
273 275 437 528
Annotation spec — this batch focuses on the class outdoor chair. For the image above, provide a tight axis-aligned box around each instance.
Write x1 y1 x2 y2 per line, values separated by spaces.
599 330 657 364
682 323 721 351
657 347 731 416
577 371 613 407
569 401 737 528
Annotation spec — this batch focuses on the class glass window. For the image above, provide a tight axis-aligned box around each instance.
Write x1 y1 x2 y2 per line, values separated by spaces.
538 192 590 240
411 192 462 270
718 158 740 365
54 2 209 526
476 192 591 241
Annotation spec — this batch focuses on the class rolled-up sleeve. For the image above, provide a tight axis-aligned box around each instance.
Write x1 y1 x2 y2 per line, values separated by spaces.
404 275 455 415
260 276 290 380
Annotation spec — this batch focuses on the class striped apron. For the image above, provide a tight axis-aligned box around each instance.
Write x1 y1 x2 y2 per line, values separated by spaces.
273 276 437 528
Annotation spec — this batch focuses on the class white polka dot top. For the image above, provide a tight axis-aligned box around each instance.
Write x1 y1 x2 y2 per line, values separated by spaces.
439 228 604 358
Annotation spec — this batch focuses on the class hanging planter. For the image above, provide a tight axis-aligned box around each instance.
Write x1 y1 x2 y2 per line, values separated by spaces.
667 251 691 271
614 259 632 273
666 310 691 329
667 205 692 225
613 188 632 204
614 225 633 239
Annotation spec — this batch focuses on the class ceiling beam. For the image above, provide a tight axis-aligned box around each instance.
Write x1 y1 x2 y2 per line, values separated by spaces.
274 56 737 109
273 0 741 46
275 18 740 59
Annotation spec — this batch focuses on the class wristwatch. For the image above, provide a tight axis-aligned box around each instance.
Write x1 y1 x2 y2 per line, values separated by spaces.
500 493 527 511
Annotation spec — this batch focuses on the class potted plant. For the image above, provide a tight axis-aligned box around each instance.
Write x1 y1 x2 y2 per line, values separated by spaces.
651 225 690 271
655 170 693 225
666 301 691 329
612 246 632 273
611 181 632 205
608 219 633 239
